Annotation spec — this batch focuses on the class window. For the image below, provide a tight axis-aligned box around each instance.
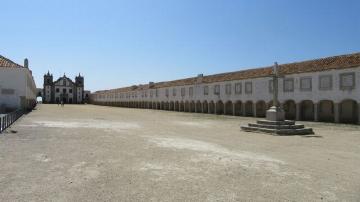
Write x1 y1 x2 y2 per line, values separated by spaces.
69 89 73 93
150 90 153 97
245 82 252 94
56 88 59 93
225 84 231 95
173 88 177 96
181 88 185 96
156 89 159 97
340 72 355 90
189 87 193 96
204 86 209 95
283 78 294 92
165 89 169 97
235 83 241 94
300 77 312 91
214 85 220 95
319 75 332 90
63 89 66 93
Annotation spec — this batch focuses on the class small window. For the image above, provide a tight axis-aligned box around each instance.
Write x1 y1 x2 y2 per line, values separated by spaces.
300 77 312 91
283 78 294 92
69 89 73 93
150 90 153 97
63 89 66 93
225 84 231 95
214 85 220 95
156 89 159 97
204 86 209 95
165 89 169 97
173 88 177 96
56 88 59 93
235 83 241 94
245 82 252 94
189 87 194 96
319 75 332 90
340 72 355 90
181 88 185 96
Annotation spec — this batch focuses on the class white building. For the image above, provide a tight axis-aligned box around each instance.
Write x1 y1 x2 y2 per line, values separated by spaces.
90 52 360 124
0 55 37 112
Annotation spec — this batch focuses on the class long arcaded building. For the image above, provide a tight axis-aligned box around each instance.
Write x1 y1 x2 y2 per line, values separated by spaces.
90 52 360 124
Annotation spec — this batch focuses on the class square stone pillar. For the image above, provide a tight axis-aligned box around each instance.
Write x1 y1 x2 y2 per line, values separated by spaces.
358 103 360 125
253 103 257 117
334 103 340 123
296 103 301 121
215 103 217 114
195 102 198 113
314 103 319 122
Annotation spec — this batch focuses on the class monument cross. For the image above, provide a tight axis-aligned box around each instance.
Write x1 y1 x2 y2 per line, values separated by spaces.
271 62 282 107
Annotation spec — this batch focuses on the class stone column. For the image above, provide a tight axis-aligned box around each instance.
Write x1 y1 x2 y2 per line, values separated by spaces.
195 102 198 113
224 103 226 115
314 103 319 122
253 103 257 117
334 103 340 123
296 103 301 121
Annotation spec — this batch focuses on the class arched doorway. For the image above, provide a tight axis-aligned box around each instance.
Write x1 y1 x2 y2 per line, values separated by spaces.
256 100 266 117
209 101 215 114
216 101 224 115
196 101 202 113
170 101 174 111
225 101 233 115
203 101 208 113
319 100 334 122
190 101 195 112
340 99 358 124
234 101 242 116
283 100 296 120
175 101 179 111
245 101 253 116
179 101 185 112
300 100 314 121
184 101 190 112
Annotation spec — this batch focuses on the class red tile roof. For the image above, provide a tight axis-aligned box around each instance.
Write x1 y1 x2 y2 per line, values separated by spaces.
94 52 360 94
0 55 24 68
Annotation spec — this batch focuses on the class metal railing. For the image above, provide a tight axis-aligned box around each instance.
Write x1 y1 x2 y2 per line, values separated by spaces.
0 110 23 133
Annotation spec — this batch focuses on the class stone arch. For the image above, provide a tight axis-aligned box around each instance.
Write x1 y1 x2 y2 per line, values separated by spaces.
245 101 254 116
216 100 224 115
179 101 185 112
190 101 196 113
339 99 358 124
209 101 215 114
319 100 334 122
234 101 242 116
203 101 208 113
184 101 190 112
256 100 266 117
225 101 233 115
175 101 179 111
300 100 314 121
196 101 202 113
283 100 296 120
170 101 174 111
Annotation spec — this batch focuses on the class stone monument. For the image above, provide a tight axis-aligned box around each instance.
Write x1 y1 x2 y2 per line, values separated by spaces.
241 62 314 135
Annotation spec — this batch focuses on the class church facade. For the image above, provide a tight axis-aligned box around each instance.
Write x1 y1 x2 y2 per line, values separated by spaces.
43 72 84 104
90 52 360 124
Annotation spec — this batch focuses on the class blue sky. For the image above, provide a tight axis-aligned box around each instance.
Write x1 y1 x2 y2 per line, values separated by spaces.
1 0 359 91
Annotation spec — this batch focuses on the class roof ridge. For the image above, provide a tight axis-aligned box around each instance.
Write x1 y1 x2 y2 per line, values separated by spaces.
0 55 24 68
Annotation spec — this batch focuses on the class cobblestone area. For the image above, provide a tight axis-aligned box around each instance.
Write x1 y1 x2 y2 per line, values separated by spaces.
0 104 359 201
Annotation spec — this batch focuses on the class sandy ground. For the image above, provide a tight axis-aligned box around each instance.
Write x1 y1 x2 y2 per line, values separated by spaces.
0 104 360 201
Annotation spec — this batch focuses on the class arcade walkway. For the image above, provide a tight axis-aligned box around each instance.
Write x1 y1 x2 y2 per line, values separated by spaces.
0 104 359 201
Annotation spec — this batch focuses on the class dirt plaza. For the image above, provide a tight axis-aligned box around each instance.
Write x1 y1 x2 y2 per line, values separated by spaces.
0 104 359 201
